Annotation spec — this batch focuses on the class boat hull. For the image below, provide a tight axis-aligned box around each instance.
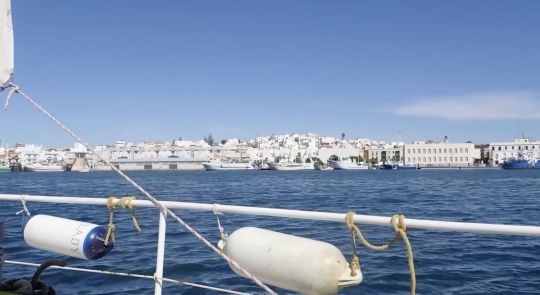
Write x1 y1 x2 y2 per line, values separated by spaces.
379 164 394 170
501 160 531 169
329 161 369 170
25 165 65 172
202 163 254 171
267 163 314 171
396 165 417 170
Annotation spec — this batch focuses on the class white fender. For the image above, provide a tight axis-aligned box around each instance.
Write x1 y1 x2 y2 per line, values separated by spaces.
220 227 362 295
24 215 113 260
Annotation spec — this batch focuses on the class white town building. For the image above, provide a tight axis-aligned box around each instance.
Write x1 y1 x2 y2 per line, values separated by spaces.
93 140 211 170
403 137 475 167
488 138 540 165
364 143 404 164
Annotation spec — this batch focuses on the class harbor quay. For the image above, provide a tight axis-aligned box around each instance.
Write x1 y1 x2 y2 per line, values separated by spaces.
0 134 538 171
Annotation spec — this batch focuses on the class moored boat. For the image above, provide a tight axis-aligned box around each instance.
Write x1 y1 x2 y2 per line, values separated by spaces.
329 159 369 170
25 164 65 172
395 163 417 170
267 162 314 171
202 161 254 171
379 163 394 170
379 162 417 170
314 162 333 170
501 155 532 169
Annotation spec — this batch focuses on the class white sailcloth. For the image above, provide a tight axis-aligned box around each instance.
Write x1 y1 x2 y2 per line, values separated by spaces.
0 0 14 86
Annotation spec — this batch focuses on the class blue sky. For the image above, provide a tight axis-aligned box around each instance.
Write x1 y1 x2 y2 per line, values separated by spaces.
2 0 540 147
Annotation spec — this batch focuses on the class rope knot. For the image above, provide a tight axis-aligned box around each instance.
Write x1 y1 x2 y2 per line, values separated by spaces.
103 196 142 246
391 214 407 233
107 197 117 210
345 211 355 231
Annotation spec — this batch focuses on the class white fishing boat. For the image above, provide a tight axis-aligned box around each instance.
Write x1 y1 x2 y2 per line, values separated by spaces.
267 162 314 171
329 159 370 170
202 161 254 171
1 2 540 295
24 164 64 172
395 163 418 170
314 162 334 171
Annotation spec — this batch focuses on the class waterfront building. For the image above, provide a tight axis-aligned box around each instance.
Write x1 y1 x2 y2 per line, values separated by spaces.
474 144 490 165
94 140 211 170
213 139 251 162
15 144 42 167
403 137 475 167
14 144 66 168
101 157 207 171
488 138 540 165
364 142 404 164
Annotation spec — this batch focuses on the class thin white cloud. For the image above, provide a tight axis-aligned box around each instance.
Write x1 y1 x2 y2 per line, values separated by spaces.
394 92 540 120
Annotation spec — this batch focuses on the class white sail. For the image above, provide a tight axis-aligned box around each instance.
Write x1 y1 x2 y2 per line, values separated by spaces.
0 0 14 86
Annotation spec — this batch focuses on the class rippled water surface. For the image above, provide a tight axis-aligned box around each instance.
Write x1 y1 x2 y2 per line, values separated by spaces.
1 169 539 294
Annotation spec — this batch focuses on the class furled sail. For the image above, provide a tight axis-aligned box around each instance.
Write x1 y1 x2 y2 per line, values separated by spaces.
0 0 14 87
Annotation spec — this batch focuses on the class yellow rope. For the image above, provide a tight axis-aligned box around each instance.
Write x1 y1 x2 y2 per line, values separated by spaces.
118 196 142 232
104 197 116 246
348 221 360 276
104 196 142 247
345 212 416 295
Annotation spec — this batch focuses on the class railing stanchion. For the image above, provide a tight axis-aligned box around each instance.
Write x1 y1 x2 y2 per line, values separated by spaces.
155 209 167 295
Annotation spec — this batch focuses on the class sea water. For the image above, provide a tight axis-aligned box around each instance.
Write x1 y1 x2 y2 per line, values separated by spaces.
0 169 539 294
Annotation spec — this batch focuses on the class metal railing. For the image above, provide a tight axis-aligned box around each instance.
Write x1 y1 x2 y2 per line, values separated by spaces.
1 193 540 294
